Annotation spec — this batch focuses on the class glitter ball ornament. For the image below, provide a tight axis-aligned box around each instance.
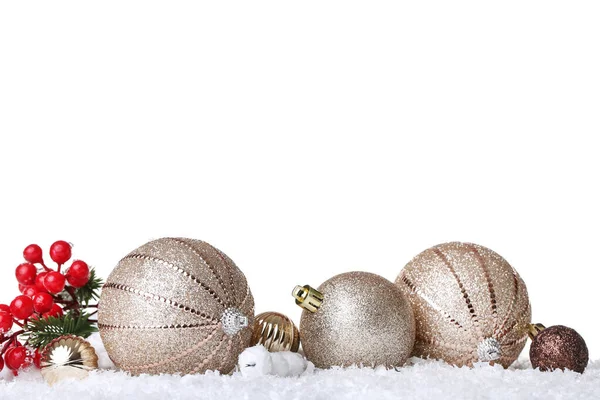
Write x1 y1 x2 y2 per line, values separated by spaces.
41 336 99 386
529 324 589 373
98 238 255 375
396 242 531 368
250 312 300 352
293 271 415 369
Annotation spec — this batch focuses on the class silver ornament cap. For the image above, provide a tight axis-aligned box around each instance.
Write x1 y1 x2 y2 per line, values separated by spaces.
477 337 502 362
221 307 249 336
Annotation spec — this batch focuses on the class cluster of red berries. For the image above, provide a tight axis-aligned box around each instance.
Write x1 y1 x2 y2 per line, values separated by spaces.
0 240 91 374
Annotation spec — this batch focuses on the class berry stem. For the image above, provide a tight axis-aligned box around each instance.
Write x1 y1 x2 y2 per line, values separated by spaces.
12 319 24 328
40 262 52 273
51 297 68 304
0 330 24 356
62 286 81 316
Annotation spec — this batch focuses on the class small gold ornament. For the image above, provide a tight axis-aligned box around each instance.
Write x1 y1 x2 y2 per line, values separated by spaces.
41 335 99 386
396 242 531 368
98 238 255 375
250 312 300 352
293 271 415 369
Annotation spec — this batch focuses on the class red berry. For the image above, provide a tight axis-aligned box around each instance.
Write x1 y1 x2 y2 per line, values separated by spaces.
23 244 44 264
67 260 89 280
4 346 27 370
49 240 72 265
32 349 42 369
32 292 54 314
0 354 4 372
68 276 89 288
43 303 63 319
0 304 10 313
35 272 48 292
66 260 90 288
44 271 66 294
10 295 34 320
0 311 13 333
22 286 38 298
15 263 37 286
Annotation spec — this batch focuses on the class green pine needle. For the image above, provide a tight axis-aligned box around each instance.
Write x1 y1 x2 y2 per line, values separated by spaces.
24 312 98 348
75 267 104 307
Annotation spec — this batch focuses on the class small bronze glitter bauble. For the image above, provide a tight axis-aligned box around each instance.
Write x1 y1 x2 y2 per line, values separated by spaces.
396 242 531 368
529 324 589 373
98 238 255 375
293 271 415 369
251 312 300 352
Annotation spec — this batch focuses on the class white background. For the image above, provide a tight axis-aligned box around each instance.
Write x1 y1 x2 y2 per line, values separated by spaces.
1 2 598 360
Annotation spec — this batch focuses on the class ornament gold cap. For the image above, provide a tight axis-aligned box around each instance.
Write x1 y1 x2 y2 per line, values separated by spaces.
292 285 324 313
528 323 546 340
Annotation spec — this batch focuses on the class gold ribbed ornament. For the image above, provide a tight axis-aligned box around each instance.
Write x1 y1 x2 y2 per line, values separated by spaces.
250 312 300 352
396 242 531 368
98 238 255 375
41 336 99 386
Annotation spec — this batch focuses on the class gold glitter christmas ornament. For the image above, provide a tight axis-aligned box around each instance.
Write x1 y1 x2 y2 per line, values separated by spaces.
41 335 99 386
250 312 300 352
396 242 531 368
293 271 415 369
529 324 589 373
98 238 255 375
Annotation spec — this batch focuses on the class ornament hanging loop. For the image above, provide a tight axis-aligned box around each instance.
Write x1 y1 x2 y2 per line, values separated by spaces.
292 285 323 313
528 323 546 340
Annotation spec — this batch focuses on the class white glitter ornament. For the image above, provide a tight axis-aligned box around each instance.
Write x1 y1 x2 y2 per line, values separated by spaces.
98 238 255 375
396 242 531 368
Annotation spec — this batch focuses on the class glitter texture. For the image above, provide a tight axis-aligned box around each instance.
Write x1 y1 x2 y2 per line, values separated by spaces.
477 337 502 362
98 238 255 375
530 325 589 373
299 271 415 369
396 242 531 368
221 308 249 336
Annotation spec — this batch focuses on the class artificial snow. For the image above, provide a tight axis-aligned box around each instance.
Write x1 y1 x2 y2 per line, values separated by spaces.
1 334 599 400
238 345 312 377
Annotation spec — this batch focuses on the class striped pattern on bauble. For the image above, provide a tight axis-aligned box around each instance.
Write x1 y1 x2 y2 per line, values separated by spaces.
396 242 531 368
98 238 254 375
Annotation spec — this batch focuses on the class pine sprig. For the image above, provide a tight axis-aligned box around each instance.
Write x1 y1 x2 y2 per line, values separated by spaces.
75 267 104 307
23 312 98 348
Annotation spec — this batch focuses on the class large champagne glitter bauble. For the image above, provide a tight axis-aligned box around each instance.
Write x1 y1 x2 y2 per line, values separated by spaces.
98 238 254 375
293 271 415 369
396 242 531 368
